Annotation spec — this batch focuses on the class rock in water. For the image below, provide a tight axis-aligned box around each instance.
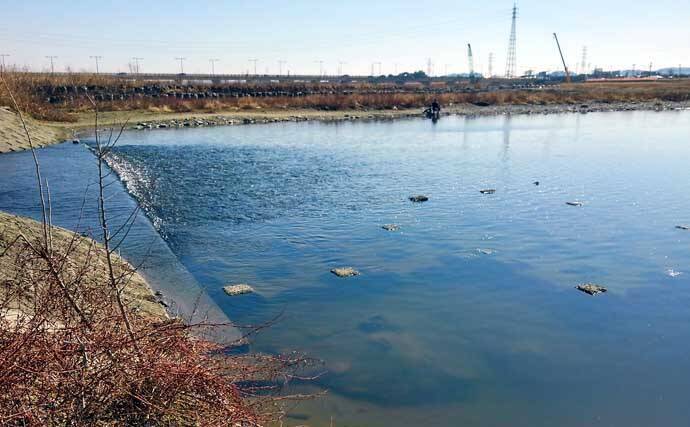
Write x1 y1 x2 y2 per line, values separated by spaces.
331 267 360 278
533 181 540 186
576 283 607 296
480 189 496 194
676 225 690 230
223 284 255 296
566 201 584 207
382 224 400 232
409 195 429 203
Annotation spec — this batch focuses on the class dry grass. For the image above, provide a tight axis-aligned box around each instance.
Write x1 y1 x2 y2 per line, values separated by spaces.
2 71 690 123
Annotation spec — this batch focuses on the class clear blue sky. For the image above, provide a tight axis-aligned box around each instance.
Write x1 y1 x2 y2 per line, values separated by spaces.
1 0 687 75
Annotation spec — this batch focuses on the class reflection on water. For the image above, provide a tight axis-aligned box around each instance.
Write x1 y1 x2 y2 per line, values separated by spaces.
2 111 690 426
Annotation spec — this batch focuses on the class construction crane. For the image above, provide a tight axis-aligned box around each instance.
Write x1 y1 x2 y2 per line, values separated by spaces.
553 33 571 83
467 43 475 82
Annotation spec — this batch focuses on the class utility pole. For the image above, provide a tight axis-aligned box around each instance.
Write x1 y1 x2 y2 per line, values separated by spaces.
45 56 58 74
648 62 653 76
174 57 186 74
337 61 346 76
375 62 382 76
132 57 143 74
209 58 219 76
394 63 399 75
427 58 433 77
278 60 286 76
0 54 9 74
314 60 324 77
90 55 102 74
249 59 258 75
488 52 494 78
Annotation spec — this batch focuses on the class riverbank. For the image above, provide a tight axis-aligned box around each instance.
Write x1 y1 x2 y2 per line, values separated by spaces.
0 210 167 321
2 100 689 154
0 106 68 153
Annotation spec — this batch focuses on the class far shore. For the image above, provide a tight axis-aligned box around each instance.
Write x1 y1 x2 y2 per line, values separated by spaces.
2 100 689 154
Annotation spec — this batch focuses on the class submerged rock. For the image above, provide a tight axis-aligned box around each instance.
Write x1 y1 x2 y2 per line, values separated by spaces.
409 195 429 203
331 267 360 278
676 225 690 230
223 284 255 296
480 189 496 194
382 224 400 232
566 201 584 207
576 283 607 296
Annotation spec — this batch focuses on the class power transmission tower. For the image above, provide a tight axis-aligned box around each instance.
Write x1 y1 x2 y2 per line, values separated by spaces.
278 60 286 76
249 59 258 75
45 56 58 74
505 2 517 78
338 61 346 76
488 52 494 78
132 57 143 74
579 46 587 76
467 44 475 81
90 55 102 74
209 58 219 76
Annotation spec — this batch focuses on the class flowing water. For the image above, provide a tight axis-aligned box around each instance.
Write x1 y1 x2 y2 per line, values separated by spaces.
2 111 690 426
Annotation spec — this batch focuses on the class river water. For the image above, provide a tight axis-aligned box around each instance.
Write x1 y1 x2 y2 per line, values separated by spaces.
2 111 690 426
